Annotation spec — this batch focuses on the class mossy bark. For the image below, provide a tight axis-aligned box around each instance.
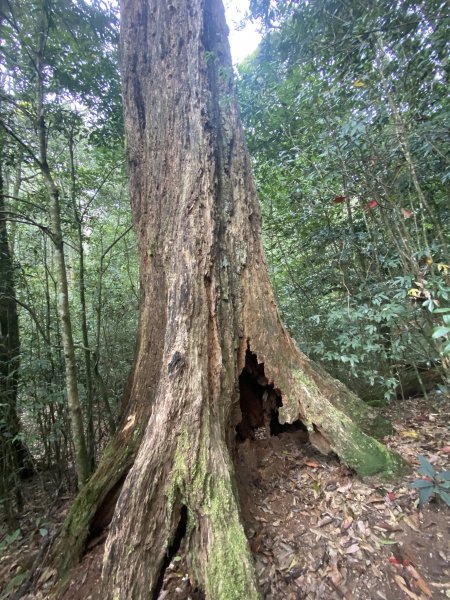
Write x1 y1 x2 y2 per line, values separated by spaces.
48 0 407 597
50 433 139 576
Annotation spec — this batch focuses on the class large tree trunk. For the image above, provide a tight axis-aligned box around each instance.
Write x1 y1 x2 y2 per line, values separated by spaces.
49 0 406 597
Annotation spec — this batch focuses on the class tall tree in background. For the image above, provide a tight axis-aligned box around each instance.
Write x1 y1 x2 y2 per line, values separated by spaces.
0 0 124 487
0 111 23 527
49 0 405 598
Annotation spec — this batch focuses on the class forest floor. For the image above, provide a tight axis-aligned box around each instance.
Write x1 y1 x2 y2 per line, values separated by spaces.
0 393 449 600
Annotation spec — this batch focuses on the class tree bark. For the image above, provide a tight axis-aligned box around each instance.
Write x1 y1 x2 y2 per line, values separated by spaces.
0 136 24 527
49 0 407 597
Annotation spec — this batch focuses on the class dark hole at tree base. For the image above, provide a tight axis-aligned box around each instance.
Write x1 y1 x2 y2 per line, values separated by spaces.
153 504 190 600
235 347 308 444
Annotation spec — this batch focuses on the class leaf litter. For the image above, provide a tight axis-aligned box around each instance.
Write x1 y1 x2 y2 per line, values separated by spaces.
0 394 448 599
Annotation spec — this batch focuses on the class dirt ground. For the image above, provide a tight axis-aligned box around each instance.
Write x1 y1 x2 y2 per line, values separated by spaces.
1 394 449 600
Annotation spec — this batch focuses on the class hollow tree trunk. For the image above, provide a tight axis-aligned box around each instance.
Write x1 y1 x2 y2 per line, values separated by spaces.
48 0 406 597
101 0 406 597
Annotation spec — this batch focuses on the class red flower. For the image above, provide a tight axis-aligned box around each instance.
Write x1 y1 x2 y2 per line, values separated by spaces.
401 208 413 219
364 199 378 211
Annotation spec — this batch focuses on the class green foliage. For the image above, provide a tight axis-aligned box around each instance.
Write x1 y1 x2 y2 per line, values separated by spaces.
0 0 137 487
432 308 450 357
239 0 450 399
0 528 22 557
409 455 450 507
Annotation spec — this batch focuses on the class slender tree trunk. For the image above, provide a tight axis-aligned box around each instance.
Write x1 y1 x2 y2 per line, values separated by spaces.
68 132 96 468
47 1 407 597
35 5 90 488
375 34 448 258
94 227 134 436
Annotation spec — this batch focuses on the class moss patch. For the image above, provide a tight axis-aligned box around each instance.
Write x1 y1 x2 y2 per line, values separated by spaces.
53 435 139 576
369 415 394 439
167 428 190 510
204 477 260 600
291 370 407 479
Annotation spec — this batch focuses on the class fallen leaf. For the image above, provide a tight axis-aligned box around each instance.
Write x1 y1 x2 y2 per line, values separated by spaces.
394 575 420 599
376 521 402 533
304 461 321 468
402 516 420 532
400 430 419 438
406 564 432 597
341 517 353 531
372 565 383 578
337 482 353 493
345 543 360 554
317 516 334 527
377 537 398 545
38 568 56 585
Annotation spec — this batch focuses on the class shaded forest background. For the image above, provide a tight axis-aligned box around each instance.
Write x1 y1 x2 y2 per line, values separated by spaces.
0 0 449 522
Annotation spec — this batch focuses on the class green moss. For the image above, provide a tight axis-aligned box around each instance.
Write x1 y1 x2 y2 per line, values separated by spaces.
192 426 209 500
204 478 260 600
291 369 407 479
369 415 394 439
365 398 390 408
295 367 378 434
315 401 407 479
294 369 320 394
167 428 190 509
54 435 140 575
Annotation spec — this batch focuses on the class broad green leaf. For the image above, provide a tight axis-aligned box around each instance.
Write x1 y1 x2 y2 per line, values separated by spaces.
418 486 435 506
417 455 434 478
432 326 450 339
409 479 433 489
438 490 450 507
